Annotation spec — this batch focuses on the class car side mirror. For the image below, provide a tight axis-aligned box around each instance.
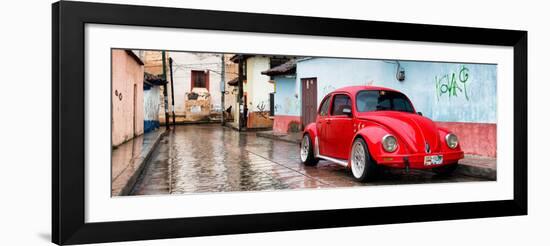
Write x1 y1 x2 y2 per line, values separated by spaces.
417 112 423 116
342 106 352 116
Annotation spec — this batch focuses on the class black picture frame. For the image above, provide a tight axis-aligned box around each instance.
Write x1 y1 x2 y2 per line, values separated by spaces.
52 1 527 245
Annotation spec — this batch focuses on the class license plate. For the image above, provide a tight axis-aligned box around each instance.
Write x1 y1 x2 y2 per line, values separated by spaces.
424 155 443 166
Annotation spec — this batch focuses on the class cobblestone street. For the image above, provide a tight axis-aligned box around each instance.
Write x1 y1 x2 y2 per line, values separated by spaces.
131 124 490 195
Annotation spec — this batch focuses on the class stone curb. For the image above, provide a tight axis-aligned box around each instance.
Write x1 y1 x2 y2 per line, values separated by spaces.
256 132 301 144
256 132 496 180
118 130 168 196
456 164 496 180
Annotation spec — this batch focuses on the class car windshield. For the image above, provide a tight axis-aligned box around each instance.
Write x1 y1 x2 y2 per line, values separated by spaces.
356 90 414 113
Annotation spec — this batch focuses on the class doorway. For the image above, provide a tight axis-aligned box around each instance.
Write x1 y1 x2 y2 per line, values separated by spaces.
301 78 317 129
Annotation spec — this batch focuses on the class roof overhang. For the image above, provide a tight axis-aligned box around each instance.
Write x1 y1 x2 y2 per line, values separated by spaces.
125 50 144 65
261 59 296 76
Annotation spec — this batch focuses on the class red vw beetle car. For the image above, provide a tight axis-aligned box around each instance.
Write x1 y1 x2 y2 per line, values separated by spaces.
300 86 464 182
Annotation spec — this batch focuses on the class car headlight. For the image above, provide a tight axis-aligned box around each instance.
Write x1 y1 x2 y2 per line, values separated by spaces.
445 133 459 149
382 134 398 152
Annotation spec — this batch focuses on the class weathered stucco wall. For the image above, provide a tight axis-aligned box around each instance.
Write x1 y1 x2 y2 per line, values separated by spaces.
437 122 497 157
244 56 273 129
111 50 144 147
273 75 301 133
296 58 497 124
169 52 222 121
143 86 161 133
274 75 300 116
246 57 273 113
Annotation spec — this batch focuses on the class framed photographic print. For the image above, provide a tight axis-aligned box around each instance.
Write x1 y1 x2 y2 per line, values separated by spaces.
52 1 527 245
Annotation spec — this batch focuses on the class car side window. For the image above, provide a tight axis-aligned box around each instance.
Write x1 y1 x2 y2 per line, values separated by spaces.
331 94 352 116
319 96 331 116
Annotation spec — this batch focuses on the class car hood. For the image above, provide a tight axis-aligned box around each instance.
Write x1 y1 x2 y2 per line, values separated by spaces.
357 111 441 154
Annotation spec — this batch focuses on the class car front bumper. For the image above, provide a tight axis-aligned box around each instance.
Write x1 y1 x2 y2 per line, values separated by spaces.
375 151 464 169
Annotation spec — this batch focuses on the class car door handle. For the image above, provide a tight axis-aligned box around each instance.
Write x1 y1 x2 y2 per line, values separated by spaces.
326 119 331 124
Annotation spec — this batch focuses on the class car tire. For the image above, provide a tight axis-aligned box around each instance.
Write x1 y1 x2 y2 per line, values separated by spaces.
432 162 458 176
300 134 318 166
350 137 377 182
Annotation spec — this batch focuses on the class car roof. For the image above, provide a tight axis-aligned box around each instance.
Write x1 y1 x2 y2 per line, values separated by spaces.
330 85 401 95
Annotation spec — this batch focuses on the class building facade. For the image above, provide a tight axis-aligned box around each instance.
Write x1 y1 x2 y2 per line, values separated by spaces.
244 56 273 129
111 50 145 147
229 55 296 130
143 73 167 133
139 50 172 125
262 60 301 133
223 54 240 129
169 52 223 123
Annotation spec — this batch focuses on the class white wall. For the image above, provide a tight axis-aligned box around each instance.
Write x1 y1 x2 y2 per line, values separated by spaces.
143 87 160 121
169 52 223 114
1 1 548 246
246 56 273 112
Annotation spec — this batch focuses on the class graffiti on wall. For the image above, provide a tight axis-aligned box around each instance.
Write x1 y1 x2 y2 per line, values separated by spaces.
255 100 271 119
435 65 470 101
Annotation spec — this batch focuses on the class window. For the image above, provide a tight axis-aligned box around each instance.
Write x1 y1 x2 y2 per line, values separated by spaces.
191 70 208 90
356 90 414 113
331 94 352 116
319 96 331 116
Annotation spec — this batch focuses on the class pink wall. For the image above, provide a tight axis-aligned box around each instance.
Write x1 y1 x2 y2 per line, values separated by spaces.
111 50 144 147
273 115 301 133
436 122 496 157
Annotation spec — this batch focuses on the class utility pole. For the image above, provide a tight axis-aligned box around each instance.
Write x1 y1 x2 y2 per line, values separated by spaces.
161 51 170 130
169 57 176 127
220 54 225 126
237 56 244 131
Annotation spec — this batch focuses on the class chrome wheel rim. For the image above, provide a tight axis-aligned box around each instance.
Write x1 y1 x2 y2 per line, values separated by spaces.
300 135 310 162
351 141 366 179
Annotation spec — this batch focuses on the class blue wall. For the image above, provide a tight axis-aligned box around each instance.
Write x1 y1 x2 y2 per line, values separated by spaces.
284 58 497 123
274 75 301 116
143 86 161 133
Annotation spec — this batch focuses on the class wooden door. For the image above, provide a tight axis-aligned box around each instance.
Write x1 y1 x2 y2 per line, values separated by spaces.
301 78 317 129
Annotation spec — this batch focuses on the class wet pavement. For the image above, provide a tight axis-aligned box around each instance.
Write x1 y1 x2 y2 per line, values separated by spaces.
131 124 490 196
111 130 164 196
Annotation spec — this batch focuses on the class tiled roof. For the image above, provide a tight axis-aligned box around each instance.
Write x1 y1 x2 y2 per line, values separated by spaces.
261 59 296 76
